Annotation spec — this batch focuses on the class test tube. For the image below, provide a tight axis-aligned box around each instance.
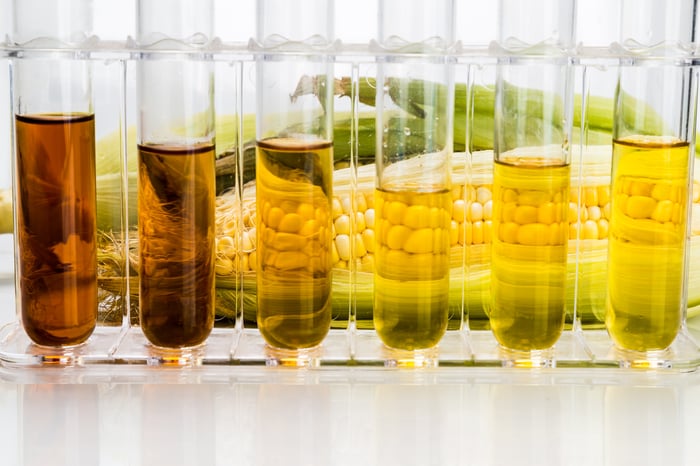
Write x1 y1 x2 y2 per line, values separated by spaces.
489 0 575 358
372 0 455 355
135 0 216 349
254 0 335 351
606 0 697 355
11 0 97 347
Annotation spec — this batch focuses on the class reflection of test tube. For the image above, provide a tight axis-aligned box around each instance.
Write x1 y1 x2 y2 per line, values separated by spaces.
373 0 455 352
255 0 335 351
11 0 97 347
606 0 696 354
489 0 574 355
136 0 216 349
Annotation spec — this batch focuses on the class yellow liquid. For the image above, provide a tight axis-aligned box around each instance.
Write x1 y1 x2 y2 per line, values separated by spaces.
373 188 451 351
606 136 689 352
490 158 570 351
256 137 333 350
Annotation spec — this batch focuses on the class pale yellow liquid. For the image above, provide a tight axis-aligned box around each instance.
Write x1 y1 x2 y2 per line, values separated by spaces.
256 137 333 350
606 136 689 352
490 158 570 351
373 187 451 351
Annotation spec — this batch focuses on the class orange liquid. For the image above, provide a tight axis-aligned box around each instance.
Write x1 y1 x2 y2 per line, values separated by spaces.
15 113 97 347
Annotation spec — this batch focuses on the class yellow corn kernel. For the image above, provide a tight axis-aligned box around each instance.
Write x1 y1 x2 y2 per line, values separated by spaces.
362 229 376 253
217 235 236 258
449 220 459 245
569 187 580 203
355 211 366 233
582 220 598 240
386 200 407 225
629 180 653 197
651 199 673 223
587 205 602 222
476 186 492 204
518 190 550 206
461 221 471 245
452 199 467 222
404 204 431 229
334 214 351 236
365 208 375 229
499 222 519 244
360 254 374 272
598 218 609 239
548 222 563 245
569 223 578 240
262 228 276 246
275 251 308 270
651 182 673 202
626 195 656 219
469 202 484 222
568 202 578 223
603 202 612 220
248 227 257 247
473 221 484 244
299 219 320 238
483 199 493 220
537 202 557 224
266 206 285 229
315 207 329 227
583 187 598 207
241 230 254 251
597 186 610 206
513 205 538 225
484 221 493 244
215 256 234 276
278 212 303 233
517 223 549 246
335 234 351 261
297 203 316 221
403 228 434 254
502 201 518 223
236 253 247 272
274 232 307 251
354 233 367 258
502 188 518 203
331 242 340 264
332 198 343 219
355 193 368 213
387 224 412 250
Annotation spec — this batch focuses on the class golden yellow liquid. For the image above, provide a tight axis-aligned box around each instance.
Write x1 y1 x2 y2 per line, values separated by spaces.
490 158 570 351
606 136 689 352
256 137 333 350
138 143 216 349
15 113 97 347
373 187 451 351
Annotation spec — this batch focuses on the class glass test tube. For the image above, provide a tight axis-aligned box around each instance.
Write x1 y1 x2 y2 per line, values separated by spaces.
489 0 575 355
136 0 216 349
11 0 97 347
373 0 455 352
255 0 335 351
606 0 697 354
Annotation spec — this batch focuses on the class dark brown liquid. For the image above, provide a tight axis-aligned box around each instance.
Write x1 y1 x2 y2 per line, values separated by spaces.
138 143 216 348
15 113 97 347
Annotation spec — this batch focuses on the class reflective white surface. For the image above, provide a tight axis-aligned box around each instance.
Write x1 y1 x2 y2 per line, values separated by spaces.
1 282 700 465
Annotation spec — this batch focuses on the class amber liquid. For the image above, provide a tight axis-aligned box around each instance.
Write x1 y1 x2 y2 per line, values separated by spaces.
490 158 570 351
256 137 333 350
15 113 97 347
138 143 216 348
607 136 689 352
373 187 451 351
